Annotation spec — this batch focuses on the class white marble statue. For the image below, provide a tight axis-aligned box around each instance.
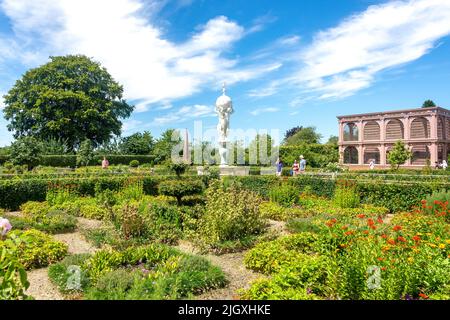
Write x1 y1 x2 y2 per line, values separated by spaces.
215 83 233 166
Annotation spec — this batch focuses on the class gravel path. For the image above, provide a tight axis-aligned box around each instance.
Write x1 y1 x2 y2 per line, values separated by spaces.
25 217 100 300
175 240 266 300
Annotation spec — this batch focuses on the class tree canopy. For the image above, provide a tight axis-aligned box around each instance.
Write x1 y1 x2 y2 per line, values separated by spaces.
387 140 412 170
153 129 182 164
119 131 154 155
3 55 134 150
422 100 436 108
283 126 322 145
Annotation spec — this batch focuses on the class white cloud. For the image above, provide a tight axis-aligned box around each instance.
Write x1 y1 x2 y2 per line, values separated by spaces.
296 0 450 99
122 119 144 133
250 107 279 116
0 0 277 107
153 104 215 125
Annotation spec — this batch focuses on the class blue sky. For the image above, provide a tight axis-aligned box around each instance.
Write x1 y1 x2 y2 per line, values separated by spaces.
1 0 450 146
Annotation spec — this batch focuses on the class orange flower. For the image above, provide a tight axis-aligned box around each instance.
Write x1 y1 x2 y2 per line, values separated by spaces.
419 293 429 299
397 236 406 242
412 235 420 242
363 230 369 234
377 217 383 224
344 231 354 236
341 225 348 230
357 214 365 219
369 225 377 230
393 225 402 231
381 267 387 271
367 218 375 226
377 257 384 261
381 234 387 239
387 239 396 245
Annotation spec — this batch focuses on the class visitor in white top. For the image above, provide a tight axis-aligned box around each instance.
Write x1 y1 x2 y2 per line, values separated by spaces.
442 160 448 170
369 159 375 170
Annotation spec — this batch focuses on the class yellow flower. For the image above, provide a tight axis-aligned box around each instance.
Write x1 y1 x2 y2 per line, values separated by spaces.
445 239 450 244
407 257 414 263
439 244 446 249
428 243 437 248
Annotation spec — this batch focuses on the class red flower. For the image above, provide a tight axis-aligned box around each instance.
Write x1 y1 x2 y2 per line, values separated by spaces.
344 231 354 236
377 257 384 261
363 230 369 234
393 225 402 231
357 214 365 219
381 267 387 271
419 293 429 299
377 217 383 224
387 239 396 245
369 225 377 230
367 218 375 226
421 199 427 204
397 236 406 242
412 235 420 242
381 234 387 239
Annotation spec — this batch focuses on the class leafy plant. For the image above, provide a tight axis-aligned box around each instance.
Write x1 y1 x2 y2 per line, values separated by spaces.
387 140 412 170
333 181 360 209
268 184 299 207
194 180 265 252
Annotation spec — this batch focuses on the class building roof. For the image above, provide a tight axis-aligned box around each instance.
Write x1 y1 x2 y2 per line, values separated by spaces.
337 106 449 120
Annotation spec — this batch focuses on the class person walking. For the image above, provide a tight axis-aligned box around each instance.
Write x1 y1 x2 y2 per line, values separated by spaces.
369 159 375 170
299 155 306 174
442 160 448 170
276 157 283 176
292 160 300 176
101 156 109 169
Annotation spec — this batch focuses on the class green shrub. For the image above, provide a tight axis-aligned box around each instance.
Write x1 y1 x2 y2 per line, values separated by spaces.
195 180 265 251
129 160 140 168
244 233 319 274
333 181 360 209
286 217 325 234
7 209 77 234
269 184 299 207
158 180 204 205
259 201 306 221
1 229 68 269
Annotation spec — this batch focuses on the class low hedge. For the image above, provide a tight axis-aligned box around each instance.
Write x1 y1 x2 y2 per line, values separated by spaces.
0 176 160 210
226 175 450 212
39 155 155 167
0 175 208 210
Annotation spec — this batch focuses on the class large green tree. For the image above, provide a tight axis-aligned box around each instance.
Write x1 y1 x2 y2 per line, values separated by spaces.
119 131 154 155
3 55 134 150
153 129 182 164
283 126 322 145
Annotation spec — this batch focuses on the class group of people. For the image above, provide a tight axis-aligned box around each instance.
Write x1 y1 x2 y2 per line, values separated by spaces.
275 155 306 176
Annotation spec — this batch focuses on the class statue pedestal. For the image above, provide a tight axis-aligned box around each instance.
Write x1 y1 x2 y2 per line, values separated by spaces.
196 166 250 176
218 166 249 176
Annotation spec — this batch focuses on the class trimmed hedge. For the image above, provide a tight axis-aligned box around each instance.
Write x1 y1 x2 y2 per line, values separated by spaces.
0 175 208 210
39 155 155 167
0 176 160 210
226 175 450 212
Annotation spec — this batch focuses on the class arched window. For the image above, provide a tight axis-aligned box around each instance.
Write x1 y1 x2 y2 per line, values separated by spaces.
411 145 430 165
437 117 444 139
363 121 380 141
410 117 430 139
386 119 404 140
343 123 359 141
344 146 358 164
364 147 380 164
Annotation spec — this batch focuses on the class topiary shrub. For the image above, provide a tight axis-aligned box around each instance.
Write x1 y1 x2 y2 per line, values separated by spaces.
129 160 140 168
158 180 204 206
